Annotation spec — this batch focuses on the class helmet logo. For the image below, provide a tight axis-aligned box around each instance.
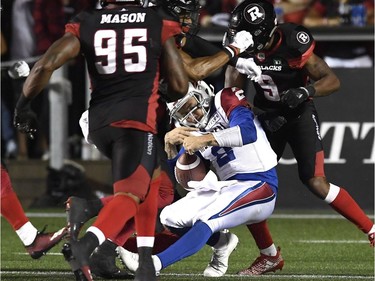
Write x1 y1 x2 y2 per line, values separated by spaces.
244 4 265 24
296 31 310 44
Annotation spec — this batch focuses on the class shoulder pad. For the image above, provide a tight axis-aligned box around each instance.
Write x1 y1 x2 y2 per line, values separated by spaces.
279 23 315 55
69 10 93 24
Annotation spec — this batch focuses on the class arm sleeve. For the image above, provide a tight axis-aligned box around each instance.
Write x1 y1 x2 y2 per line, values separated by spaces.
229 106 257 144
162 20 182 45
182 33 238 66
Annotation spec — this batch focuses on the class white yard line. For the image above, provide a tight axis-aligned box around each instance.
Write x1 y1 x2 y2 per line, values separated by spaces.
23 212 374 219
1 271 373 279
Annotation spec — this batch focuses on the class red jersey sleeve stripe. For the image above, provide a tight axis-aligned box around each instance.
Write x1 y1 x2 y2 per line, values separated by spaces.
288 41 315 69
161 20 182 45
65 23 80 38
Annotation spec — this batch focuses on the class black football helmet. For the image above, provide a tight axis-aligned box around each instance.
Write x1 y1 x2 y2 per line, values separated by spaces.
225 0 277 53
100 0 149 7
159 0 204 34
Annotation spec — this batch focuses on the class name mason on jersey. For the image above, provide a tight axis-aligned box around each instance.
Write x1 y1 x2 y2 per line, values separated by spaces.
101 13 146 24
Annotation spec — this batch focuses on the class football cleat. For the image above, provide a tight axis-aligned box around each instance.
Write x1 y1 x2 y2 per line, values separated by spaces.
89 240 134 279
117 246 160 276
26 226 68 259
135 247 157 281
62 241 93 281
65 196 97 241
203 231 239 277
237 247 284 275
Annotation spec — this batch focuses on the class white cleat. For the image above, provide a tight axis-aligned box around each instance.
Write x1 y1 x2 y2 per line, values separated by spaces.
203 231 239 277
116 246 160 276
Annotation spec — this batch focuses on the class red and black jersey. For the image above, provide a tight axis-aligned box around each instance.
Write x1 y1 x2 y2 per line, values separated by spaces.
65 7 181 133
249 23 315 112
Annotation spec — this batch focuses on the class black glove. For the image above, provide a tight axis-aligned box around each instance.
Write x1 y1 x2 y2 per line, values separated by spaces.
280 85 315 108
258 112 287 133
13 94 37 139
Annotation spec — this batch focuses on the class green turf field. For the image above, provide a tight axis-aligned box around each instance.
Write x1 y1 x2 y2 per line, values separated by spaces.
1 209 374 281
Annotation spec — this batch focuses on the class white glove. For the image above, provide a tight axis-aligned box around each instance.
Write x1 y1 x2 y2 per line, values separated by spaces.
235 57 262 82
8 60 30 79
229 30 254 54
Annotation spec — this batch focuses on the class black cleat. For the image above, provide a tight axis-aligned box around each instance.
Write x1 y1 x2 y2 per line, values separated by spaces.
90 240 134 279
62 241 93 281
65 196 98 241
135 247 157 281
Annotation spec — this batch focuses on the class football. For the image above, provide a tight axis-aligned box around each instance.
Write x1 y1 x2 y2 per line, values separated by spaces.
174 153 207 190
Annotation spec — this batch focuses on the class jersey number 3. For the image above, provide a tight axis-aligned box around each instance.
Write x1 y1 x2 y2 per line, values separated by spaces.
94 28 147 74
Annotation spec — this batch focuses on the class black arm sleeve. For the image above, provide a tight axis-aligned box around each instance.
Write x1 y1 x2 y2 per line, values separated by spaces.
182 33 238 66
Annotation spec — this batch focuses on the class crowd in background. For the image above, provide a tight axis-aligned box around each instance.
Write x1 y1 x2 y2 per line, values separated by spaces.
1 0 374 161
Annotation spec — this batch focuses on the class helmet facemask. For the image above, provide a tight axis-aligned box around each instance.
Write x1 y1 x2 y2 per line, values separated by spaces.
167 81 214 129
164 0 204 35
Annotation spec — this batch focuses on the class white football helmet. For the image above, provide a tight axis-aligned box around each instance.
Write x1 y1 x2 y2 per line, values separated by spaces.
167 81 214 129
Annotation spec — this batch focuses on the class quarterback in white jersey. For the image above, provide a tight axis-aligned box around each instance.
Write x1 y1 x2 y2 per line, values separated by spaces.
121 81 279 277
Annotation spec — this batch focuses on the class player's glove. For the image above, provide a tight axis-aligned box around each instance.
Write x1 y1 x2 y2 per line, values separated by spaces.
13 94 37 139
224 31 254 58
8 60 30 79
280 85 315 108
257 112 287 133
235 57 262 82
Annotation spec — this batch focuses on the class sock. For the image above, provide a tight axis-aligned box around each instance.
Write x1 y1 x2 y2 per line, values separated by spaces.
1 167 29 231
1 191 29 231
326 184 374 233
93 194 138 239
247 220 274 249
15 221 38 246
137 236 155 248
367 225 375 235
157 221 212 269
113 219 135 246
135 176 161 236
260 244 277 256
124 229 180 254
157 170 175 208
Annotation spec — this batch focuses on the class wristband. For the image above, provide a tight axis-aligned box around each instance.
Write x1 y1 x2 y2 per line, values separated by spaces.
304 85 316 97
223 45 238 59
228 56 239 67
15 93 32 110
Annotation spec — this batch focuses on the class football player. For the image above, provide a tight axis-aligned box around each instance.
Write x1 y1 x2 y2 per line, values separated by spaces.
13 0 189 280
118 80 280 277
1 163 67 259
223 0 375 275
63 0 256 278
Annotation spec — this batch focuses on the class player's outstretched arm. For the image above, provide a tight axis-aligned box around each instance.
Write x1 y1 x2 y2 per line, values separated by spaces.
162 37 189 101
22 33 80 100
14 33 80 139
303 53 340 97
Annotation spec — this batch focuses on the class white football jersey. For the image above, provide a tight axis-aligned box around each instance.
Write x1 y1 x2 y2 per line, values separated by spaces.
198 87 277 181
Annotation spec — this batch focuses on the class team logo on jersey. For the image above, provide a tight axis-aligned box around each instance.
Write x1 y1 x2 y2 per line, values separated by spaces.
244 4 265 24
296 31 310 44
273 59 282 65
